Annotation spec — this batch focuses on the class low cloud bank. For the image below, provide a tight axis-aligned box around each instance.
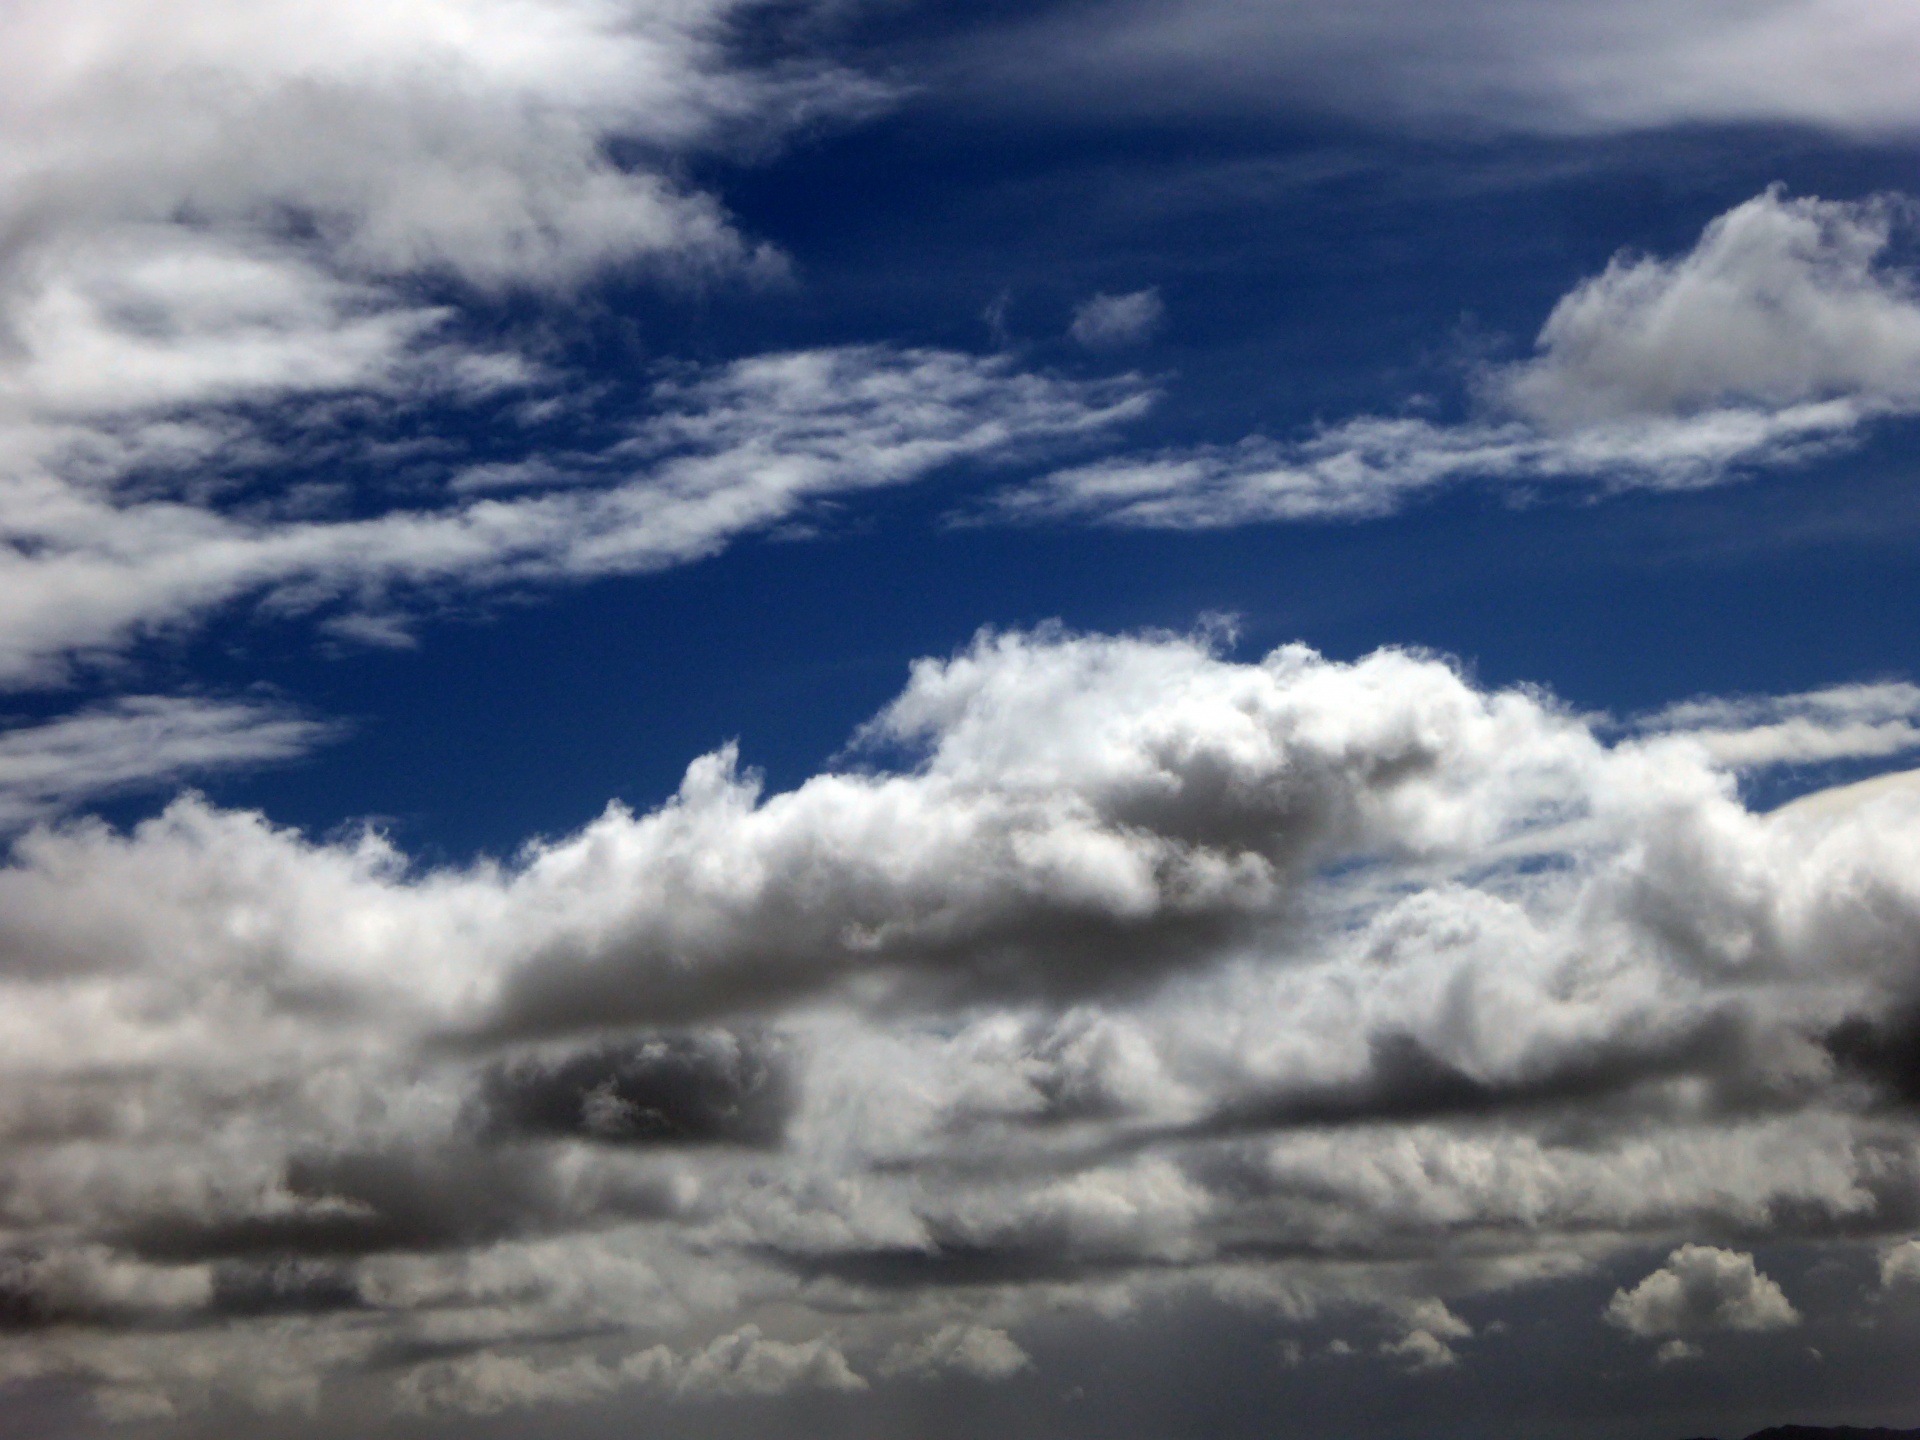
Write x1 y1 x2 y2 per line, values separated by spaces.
0 626 1919 1419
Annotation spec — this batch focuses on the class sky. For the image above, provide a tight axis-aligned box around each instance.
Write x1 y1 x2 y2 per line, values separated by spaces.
8 3 1920 1437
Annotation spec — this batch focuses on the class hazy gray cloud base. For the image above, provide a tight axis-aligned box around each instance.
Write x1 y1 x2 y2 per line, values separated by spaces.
2 626 1920 1425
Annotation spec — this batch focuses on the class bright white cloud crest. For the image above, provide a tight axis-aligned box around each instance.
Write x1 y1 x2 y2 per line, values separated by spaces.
1606 1245 1801 1339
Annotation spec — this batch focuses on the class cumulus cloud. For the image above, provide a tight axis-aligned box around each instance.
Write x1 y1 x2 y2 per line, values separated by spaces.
1656 1338 1703 1364
1069 289 1164 350
1881 1239 1920 1288
1381 1328 1458 1372
879 1323 1032 1381
995 190 1920 527
1606 1245 1801 1339
1500 190 1920 426
956 0 1920 136
1 626 1920 1416
1379 1298 1472 1371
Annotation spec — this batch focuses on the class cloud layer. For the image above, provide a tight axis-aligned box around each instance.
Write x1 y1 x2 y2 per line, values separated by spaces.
1 625 1919 1422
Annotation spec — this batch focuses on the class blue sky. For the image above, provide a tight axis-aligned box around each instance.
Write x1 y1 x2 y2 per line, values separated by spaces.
8 4 1920 1437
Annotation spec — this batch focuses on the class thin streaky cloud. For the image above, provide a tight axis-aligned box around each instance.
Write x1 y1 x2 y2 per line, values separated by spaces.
991 189 1920 527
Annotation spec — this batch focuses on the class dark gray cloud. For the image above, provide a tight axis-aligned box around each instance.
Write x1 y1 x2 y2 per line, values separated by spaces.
118 1146 569 1263
1825 1009 1920 1108
208 1261 365 1320
477 1032 793 1147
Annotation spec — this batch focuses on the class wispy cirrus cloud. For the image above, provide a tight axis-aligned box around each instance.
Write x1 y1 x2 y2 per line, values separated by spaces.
0 0 1001 689
0 694 335 832
992 189 1920 527
950 0 1920 136
0 345 1149 684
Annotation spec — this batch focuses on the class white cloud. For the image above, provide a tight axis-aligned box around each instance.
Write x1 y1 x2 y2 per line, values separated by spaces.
2 626 1920 1414
1069 289 1164 350
1381 1329 1457 1372
0 0 949 688
1631 683 1920 770
0 0 865 292
994 190 1920 527
879 1324 1032 1382
1881 1238 1920 1289
0 346 1148 684
0 694 335 831
1500 190 1920 427
1606 1245 1801 1338
1379 1298 1472 1372
960 1 1920 136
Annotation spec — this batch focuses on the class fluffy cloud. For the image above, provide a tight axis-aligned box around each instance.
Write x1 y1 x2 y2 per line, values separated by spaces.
1379 1298 1472 1371
0 626 1918 1417
996 190 1920 526
1605 1245 1801 1338
0 0 834 468
955 0 1920 136
879 1323 1032 1381
1881 1238 1920 1288
1500 190 1920 426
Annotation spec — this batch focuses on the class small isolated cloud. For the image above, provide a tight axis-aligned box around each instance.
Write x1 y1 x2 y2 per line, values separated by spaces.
880 1323 1033 1382
996 189 1920 527
1606 1245 1800 1339
0 345 1150 685
1070 289 1165 349
1382 1329 1458 1371
1656 1339 1703 1365
1381 1298 1472 1371
1881 1238 1920 1288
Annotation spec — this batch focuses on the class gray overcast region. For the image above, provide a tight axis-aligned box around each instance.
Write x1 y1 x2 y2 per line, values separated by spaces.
3 629 1920 1434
